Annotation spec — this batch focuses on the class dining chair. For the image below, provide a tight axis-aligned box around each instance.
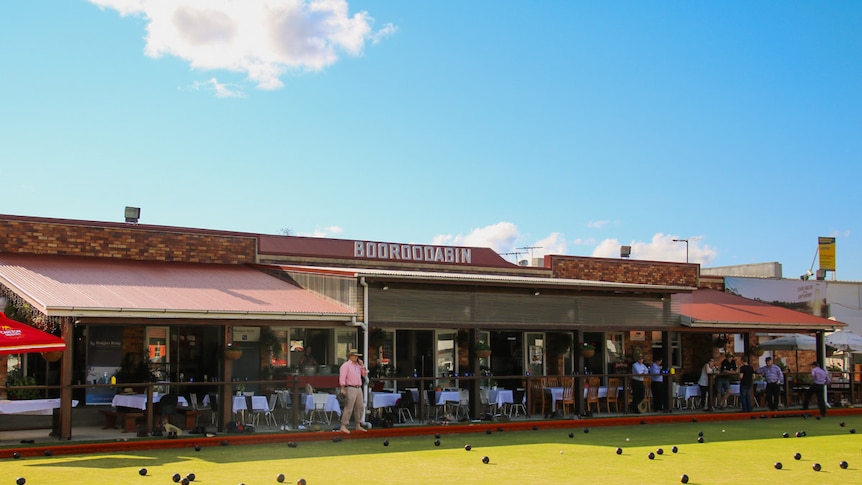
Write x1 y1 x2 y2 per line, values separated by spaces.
605 378 621 413
559 377 576 415
585 377 600 415
205 393 219 425
396 390 414 423
528 379 545 416
455 389 470 420
479 388 498 417
309 393 332 424
509 388 527 417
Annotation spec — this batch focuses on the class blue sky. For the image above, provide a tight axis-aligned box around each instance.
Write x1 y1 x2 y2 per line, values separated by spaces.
1 1 860 280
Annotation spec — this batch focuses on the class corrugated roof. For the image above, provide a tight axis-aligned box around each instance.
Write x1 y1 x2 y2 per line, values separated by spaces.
0 253 355 321
260 264 696 293
674 288 845 331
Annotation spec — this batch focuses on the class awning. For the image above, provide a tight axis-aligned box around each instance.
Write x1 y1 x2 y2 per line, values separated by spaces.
0 253 356 321
675 288 845 331
0 312 65 355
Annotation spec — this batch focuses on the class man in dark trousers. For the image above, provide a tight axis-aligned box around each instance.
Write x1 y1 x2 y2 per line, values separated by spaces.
802 361 830 417
757 357 783 411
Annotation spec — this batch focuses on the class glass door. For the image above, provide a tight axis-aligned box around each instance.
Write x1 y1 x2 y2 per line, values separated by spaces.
526 332 545 377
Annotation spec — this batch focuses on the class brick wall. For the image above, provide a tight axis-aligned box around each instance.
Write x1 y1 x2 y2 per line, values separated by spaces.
549 255 699 287
0 216 256 264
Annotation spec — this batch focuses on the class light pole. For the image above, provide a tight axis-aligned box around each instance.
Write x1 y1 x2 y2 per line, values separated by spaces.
673 239 689 263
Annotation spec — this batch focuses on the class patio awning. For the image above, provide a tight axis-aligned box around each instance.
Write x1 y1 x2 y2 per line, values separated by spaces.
675 288 845 332
0 253 356 321
0 312 66 355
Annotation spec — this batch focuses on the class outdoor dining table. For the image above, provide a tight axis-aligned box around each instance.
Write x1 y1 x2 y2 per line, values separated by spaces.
488 389 514 408
111 393 188 411
371 391 401 410
434 390 461 406
303 393 341 417
0 398 78 415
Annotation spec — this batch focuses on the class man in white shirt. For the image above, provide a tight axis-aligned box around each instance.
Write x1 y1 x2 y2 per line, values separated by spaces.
631 356 649 413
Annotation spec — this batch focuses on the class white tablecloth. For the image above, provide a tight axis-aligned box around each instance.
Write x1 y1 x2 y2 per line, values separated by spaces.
435 390 461 406
111 393 188 410
0 398 78 415
304 393 341 416
488 389 514 408
371 392 400 409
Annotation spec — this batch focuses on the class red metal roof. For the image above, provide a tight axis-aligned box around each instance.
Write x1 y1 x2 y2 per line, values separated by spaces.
675 288 844 331
0 253 355 320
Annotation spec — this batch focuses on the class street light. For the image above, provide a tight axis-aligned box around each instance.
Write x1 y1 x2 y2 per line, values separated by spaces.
672 239 689 263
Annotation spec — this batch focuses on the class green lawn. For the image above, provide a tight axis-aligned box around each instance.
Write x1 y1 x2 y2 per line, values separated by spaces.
6 417 862 484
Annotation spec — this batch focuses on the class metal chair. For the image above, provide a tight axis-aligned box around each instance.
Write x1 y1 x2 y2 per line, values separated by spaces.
509 388 527 417
396 390 414 423
308 393 332 424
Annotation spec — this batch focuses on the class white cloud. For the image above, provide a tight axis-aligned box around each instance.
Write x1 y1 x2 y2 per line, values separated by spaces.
592 233 717 265
572 237 597 246
532 232 567 258
90 0 390 90
432 222 519 253
191 77 246 98
299 225 343 237
587 220 610 229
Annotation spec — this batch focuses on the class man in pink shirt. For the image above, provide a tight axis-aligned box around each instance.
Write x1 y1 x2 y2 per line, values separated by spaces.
339 349 369 433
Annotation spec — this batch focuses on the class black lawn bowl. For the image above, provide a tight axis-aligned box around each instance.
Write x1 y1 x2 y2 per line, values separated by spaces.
172 472 182 482
277 473 285 483
656 448 664 455
795 431 802 438
680 474 689 484
692 418 697 423
465 445 471 451
16 478 25 485
187 473 195 482
12 452 20 459
816 416 821 420
851 428 857 434
697 431 703 437
332 436 343 443
782 432 789 438
840 421 846 427
533 425 539 431
497 427 504 432
221 440 229 446
697 437 704 443
298 479 307 485
840 461 849 469
43 450 51 456
194 445 201 451
138 468 147 476
774 462 783 470
288 442 298 448
181 478 189 485
616 448 623 455
671 446 678 453
383 440 389 447
435 433 441 439
568 432 574 438
434 440 440 447
482 456 490 464
813 463 822 472
648 452 655 460
583 428 589 433
487 429 493 435
794 453 802 460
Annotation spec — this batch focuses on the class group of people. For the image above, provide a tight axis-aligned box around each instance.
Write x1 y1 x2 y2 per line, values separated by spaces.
630 355 668 413
697 353 829 416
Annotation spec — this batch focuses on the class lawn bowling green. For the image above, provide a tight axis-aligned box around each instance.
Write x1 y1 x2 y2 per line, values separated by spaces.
4 419 861 484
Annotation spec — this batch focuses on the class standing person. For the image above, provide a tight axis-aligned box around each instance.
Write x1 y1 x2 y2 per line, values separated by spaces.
716 353 738 409
339 349 368 434
802 361 830 417
649 357 665 412
757 356 783 411
299 346 318 367
631 356 649 413
697 358 716 410
738 355 755 412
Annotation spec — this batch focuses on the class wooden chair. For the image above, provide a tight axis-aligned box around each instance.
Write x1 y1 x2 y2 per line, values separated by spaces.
529 379 546 416
585 377 600 415
642 377 652 412
604 378 621 413
559 377 576 415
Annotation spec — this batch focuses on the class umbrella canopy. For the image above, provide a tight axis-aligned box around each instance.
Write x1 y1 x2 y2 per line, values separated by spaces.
826 331 862 353
0 312 65 355
756 334 817 351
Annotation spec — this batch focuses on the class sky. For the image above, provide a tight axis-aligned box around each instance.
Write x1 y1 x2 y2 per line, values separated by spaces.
1 1 860 280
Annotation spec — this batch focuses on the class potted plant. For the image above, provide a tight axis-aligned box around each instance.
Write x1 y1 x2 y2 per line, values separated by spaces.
114 352 157 392
5 365 40 400
225 342 243 360
476 341 492 359
580 342 596 359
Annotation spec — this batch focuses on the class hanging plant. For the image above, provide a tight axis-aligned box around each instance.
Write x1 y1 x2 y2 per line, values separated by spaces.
713 335 728 348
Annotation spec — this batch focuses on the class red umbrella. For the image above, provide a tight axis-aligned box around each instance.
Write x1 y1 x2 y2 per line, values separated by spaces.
0 312 65 355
